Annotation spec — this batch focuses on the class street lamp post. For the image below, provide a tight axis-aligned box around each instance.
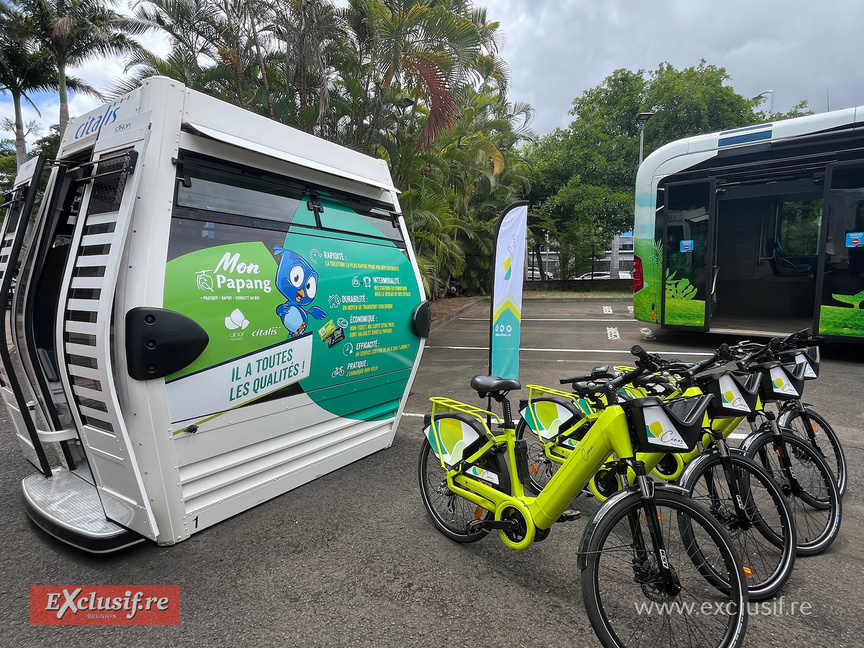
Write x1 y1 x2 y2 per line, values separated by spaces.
637 111 655 165
753 90 775 118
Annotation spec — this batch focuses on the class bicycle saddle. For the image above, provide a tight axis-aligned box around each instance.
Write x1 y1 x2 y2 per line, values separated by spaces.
470 375 521 396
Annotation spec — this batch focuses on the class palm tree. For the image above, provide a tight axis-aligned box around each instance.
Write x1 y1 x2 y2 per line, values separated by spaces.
0 2 95 168
122 0 532 296
130 0 278 117
108 47 234 98
271 0 340 133
17 0 147 137
1 5 53 168
130 0 222 64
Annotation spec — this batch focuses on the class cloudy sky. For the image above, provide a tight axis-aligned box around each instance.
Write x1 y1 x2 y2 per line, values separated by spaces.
5 0 864 145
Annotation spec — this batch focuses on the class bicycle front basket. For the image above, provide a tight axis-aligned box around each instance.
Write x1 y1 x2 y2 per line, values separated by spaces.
625 394 712 453
700 370 761 418
756 361 806 402
778 346 820 380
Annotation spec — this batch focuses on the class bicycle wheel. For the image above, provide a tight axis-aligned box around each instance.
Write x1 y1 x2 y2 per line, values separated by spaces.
581 489 748 648
514 417 560 494
418 437 508 543
779 406 847 497
680 452 796 601
744 430 841 557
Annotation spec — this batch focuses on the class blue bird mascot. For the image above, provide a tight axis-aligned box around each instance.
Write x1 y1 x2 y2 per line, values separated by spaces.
274 247 327 337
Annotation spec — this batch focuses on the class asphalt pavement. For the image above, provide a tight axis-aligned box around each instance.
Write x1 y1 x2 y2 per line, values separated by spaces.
2 297 862 647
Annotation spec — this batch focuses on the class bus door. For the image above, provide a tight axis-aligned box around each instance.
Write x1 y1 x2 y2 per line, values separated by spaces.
662 180 716 330
816 162 864 339
0 157 53 476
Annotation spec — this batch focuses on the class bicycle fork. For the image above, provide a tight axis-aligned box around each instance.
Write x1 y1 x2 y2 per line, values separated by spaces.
751 411 802 494
708 431 752 530
628 460 682 596
788 400 826 459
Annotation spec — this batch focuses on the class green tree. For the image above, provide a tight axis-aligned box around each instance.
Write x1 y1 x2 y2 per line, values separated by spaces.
765 100 813 121
31 123 61 160
0 139 17 193
271 0 341 132
0 3 57 168
122 0 227 96
524 61 805 276
122 0 532 297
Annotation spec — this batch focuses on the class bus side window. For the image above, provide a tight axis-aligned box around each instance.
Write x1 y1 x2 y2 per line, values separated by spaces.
655 189 664 241
778 199 821 258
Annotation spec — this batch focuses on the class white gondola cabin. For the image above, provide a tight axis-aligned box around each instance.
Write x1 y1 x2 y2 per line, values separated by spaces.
0 77 430 552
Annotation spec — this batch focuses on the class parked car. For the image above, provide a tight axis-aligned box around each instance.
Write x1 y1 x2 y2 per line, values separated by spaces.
573 271 631 280
574 271 609 280
526 268 554 280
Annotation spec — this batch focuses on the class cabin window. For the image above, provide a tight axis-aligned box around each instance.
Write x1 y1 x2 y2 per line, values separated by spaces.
177 176 303 224
169 152 404 260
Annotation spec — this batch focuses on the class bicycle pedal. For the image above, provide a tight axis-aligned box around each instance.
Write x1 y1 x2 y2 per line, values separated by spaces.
556 509 581 523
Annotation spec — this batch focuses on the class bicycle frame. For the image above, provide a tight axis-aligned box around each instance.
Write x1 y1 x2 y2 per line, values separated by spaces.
428 396 638 550
522 383 752 493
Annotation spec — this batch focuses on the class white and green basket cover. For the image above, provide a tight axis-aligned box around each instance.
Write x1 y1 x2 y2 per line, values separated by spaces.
769 366 801 396
718 374 751 412
641 405 688 450
425 418 481 466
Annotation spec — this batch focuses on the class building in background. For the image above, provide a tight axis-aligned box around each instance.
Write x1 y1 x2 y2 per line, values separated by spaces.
596 231 634 278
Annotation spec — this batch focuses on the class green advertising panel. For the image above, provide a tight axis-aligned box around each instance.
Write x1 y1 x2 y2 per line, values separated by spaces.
163 205 421 429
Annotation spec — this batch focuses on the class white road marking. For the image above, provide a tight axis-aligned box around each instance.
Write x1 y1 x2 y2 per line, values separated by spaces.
641 327 656 340
426 345 713 356
603 305 613 314
628 306 634 313
607 327 620 340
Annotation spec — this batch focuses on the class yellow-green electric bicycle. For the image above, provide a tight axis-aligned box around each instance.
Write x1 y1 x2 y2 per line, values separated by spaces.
518 345 798 601
520 341 840 560
419 349 748 648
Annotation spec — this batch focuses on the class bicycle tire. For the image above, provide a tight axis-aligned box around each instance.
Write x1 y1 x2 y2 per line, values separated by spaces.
581 489 748 648
743 430 841 557
679 452 796 601
779 406 847 497
418 431 509 543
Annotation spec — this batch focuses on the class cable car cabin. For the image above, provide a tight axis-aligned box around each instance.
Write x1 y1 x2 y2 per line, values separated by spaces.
633 107 864 342
0 77 430 552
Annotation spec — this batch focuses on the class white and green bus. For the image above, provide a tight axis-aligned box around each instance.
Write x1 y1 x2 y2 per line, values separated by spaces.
0 77 430 552
633 107 864 341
